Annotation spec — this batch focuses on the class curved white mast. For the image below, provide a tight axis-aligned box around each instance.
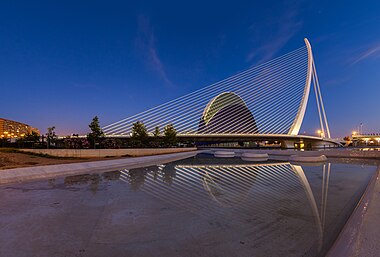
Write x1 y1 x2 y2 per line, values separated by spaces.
289 38 331 138
288 38 313 135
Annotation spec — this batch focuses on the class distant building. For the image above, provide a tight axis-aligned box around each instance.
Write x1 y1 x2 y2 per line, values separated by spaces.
0 118 40 139
351 133 380 146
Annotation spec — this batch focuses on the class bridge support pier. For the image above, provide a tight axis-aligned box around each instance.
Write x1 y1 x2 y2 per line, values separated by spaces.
281 140 298 149
309 140 337 150
281 140 314 149
281 139 338 150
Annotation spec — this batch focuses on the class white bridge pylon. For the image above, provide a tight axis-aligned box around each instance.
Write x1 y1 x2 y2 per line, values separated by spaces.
103 38 331 139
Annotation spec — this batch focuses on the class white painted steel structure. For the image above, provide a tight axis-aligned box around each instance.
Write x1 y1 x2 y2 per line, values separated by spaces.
103 38 331 139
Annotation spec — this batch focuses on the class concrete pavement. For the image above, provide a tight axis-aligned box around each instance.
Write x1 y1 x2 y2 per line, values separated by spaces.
0 150 199 185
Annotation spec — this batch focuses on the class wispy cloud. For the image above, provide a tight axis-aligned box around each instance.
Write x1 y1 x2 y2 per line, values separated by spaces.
246 9 302 64
351 43 380 65
135 15 173 87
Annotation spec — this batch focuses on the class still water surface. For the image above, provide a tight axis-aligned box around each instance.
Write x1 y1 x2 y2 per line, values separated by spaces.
0 154 377 257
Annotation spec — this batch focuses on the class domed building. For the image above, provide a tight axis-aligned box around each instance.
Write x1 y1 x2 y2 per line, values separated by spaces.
198 92 258 134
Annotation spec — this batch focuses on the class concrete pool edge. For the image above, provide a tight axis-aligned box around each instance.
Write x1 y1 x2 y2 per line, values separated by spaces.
0 150 201 185
18 147 197 158
326 165 380 257
203 148 380 160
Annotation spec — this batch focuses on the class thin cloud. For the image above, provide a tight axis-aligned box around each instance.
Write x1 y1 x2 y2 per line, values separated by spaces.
247 9 303 64
351 43 380 65
135 15 173 87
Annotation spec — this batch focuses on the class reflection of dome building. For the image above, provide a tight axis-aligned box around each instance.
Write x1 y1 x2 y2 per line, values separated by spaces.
119 160 324 249
201 166 256 207
198 92 258 134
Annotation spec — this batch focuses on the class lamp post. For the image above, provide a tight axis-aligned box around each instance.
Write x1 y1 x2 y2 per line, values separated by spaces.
317 130 324 138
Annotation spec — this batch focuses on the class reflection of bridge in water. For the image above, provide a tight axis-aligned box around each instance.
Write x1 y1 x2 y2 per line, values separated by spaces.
119 161 332 251
104 38 339 148
48 156 376 256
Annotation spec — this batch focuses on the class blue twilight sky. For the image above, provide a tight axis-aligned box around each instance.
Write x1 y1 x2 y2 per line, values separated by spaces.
0 0 379 137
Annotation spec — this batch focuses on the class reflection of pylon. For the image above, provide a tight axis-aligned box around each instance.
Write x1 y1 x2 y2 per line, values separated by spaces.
320 163 331 231
291 164 324 251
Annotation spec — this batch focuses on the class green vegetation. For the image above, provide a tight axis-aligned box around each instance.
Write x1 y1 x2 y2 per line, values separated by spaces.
99 138 120 149
63 137 90 149
0 148 81 159
46 126 57 149
0 148 20 153
0 118 182 149
130 121 178 148
130 121 149 147
163 124 177 147
150 126 161 147
153 126 160 138
87 116 104 149
16 131 40 148
24 131 40 142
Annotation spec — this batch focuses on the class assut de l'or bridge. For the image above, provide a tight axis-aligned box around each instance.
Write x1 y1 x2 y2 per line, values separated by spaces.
103 39 339 149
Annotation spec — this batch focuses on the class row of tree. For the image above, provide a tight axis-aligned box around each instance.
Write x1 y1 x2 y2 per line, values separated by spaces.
14 127 57 148
84 117 178 148
7 116 178 149
130 121 177 147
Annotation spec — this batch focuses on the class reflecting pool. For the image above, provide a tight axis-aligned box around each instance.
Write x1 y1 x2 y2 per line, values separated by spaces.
0 154 377 257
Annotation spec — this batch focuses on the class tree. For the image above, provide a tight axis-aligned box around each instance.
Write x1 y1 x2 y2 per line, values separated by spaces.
87 116 104 149
343 136 351 147
46 126 57 149
148 126 161 147
163 124 177 147
153 126 160 138
24 131 40 142
130 121 148 147
17 131 40 148
0 137 9 147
